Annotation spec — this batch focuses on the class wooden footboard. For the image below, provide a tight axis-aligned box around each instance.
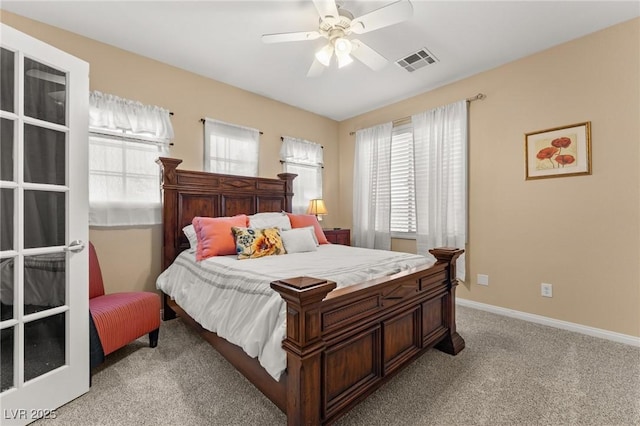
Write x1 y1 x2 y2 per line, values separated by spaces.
271 248 464 425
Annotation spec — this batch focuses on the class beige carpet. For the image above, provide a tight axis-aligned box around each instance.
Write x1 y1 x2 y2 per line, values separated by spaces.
37 305 640 425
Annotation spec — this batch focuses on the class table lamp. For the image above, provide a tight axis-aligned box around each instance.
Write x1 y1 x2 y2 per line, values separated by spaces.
307 199 327 220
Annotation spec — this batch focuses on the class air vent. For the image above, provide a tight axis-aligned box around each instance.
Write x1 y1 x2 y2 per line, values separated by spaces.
395 48 438 72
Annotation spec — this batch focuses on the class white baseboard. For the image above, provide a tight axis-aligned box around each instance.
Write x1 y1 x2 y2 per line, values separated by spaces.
456 298 640 347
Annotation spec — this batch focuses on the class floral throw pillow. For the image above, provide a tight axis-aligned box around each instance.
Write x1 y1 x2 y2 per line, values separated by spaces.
232 227 286 260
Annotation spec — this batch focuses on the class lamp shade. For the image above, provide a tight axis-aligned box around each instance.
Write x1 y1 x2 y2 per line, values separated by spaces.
337 52 353 68
334 37 352 55
315 44 334 67
307 199 328 216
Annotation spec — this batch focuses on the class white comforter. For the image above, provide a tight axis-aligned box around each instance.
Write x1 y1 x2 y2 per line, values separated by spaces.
156 244 434 380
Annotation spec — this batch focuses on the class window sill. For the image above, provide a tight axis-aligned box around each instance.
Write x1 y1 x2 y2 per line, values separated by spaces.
390 232 416 240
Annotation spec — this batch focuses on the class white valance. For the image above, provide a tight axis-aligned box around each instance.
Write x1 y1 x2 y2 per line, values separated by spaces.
89 91 174 142
280 136 323 166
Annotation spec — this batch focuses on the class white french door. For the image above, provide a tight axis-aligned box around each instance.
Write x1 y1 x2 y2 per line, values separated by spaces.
0 24 89 425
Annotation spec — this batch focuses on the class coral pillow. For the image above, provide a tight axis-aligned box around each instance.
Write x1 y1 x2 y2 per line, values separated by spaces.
285 213 329 245
193 215 248 261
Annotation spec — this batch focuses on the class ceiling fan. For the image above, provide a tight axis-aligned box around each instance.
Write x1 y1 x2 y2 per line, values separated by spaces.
262 0 413 77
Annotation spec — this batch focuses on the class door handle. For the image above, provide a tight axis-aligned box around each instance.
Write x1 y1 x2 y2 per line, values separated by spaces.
65 240 85 253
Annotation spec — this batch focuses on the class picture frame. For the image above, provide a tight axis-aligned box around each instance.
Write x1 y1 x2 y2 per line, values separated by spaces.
525 121 591 180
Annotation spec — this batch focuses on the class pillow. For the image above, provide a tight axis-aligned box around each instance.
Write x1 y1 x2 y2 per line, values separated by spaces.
286 213 329 245
300 226 319 246
248 212 291 230
281 228 318 254
193 215 248 261
182 224 198 253
232 227 286 260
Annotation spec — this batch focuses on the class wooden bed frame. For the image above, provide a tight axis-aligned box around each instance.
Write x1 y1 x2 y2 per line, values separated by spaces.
157 157 465 425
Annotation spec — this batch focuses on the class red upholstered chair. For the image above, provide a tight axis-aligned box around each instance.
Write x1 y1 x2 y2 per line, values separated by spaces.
89 242 160 358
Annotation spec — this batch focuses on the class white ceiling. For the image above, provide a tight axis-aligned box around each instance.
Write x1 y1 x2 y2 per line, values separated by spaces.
2 1 639 121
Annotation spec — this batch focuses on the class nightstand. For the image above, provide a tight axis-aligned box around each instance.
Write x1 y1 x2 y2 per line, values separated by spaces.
323 228 351 246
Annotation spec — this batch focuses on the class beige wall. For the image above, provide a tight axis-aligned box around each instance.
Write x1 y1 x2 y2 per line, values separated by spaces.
3 11 638 338
339 18 640 337
1 11 340 294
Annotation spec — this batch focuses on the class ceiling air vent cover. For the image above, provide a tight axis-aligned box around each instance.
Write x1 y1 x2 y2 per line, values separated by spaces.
396 48 438 72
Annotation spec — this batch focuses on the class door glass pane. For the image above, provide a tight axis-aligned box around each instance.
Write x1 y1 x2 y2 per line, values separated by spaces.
24 312 65 382
24 57 66 126
24 253 65 315
24 191 65 249
1 188 14 251
0 326 14 392
1 118 14 181
1 257 14 321
24 124 66 185
1 48 15 113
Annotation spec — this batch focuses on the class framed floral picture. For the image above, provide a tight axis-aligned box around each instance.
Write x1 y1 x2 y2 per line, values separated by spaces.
525 121 591 180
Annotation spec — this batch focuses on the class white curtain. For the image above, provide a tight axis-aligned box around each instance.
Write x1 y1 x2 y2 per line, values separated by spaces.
89 91 174 139
280 136 323 214
352 122 393 249
88 91 173 227
204 118 259 176
412 100 468 280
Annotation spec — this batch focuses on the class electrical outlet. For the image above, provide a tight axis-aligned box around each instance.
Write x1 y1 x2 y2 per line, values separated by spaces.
477 274 489 286
541 283 553 297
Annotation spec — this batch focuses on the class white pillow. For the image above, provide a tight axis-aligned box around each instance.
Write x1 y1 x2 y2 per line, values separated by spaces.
300 226 319 246
281 228 318 254
248 212 292 230
183 224 198 253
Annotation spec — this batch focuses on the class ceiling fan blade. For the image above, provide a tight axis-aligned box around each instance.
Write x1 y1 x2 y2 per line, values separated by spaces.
262 31 321 43
350 0 414 34
307 58 325 77
351 40 388 71
312 0 339 20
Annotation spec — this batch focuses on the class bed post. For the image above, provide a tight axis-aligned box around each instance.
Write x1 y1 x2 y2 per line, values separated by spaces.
270 277 337 426
429 247 465 355
157 157 182 321
277 173 297 213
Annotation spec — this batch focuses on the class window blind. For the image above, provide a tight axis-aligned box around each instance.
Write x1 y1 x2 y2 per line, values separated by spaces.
390 124 416 235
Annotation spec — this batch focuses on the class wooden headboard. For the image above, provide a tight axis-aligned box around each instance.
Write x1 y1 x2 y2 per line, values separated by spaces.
157 157 296 270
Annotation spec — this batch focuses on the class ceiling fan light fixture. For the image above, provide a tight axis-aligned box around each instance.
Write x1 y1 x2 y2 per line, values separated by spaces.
315 44 334 67
334 37 352 55
264 0 413 76
337 52 353 68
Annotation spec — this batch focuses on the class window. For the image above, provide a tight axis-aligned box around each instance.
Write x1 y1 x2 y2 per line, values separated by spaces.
88 91 173 227
203 118 259 176
352 100 467 280
280 136 323 214
389 124 416 236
